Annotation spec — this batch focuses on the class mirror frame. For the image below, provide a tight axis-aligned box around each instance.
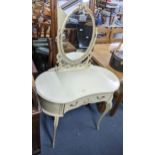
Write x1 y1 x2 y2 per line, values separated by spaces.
57 4 97 66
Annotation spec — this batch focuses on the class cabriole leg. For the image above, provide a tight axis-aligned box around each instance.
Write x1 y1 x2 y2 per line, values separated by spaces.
97 102 112 130
53 116 59 148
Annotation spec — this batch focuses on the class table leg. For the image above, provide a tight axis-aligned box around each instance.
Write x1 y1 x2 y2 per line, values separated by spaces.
53 116 59 148
96 101 112 130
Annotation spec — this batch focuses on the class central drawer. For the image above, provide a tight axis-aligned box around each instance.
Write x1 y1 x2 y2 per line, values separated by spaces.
64 100 83 113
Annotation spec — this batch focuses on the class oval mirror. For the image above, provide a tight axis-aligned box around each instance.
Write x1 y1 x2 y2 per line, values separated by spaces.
60 6 95 62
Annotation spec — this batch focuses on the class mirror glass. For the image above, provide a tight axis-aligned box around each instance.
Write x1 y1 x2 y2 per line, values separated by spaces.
62 8 93 61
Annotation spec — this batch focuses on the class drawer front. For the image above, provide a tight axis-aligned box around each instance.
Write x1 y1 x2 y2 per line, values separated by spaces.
64 101 82 113
64 93 112 113
89 93 112 103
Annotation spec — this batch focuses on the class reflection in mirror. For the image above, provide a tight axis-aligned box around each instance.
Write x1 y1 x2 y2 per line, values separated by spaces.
62 8 93 60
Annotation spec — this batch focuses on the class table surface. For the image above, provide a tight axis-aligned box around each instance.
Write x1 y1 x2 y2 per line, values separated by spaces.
35 65 120 104
92 43 123 80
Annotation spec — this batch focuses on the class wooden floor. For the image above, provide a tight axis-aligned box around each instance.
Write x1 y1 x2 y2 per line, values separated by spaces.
92 43 123 80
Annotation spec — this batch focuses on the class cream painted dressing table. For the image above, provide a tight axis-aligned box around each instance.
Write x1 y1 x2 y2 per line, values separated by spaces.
35 3 120 148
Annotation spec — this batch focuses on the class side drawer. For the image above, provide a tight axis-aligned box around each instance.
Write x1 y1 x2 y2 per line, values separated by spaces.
89 93 112 103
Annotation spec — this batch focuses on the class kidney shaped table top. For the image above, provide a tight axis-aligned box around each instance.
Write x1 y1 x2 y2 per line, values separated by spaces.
36 65 119 104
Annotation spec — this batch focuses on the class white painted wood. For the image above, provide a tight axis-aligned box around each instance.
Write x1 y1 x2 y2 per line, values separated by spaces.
35 65 119 104
35 3 120 148
56 4 97 68
97 96 113 130
35 64 120 147
53 116 59 148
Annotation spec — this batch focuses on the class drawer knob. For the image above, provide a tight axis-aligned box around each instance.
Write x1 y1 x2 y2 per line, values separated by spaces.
97 96 105 99
70 102 78 107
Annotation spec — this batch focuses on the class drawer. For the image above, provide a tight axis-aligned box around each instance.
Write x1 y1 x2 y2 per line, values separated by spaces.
97 94 112 102
64 101 81 113
64 93 112 113
88 93 112 103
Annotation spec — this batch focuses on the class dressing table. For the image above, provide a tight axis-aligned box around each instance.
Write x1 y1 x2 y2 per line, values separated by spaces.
35 3 120 148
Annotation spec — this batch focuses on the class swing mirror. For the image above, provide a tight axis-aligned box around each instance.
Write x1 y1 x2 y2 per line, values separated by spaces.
62 8 93 60
57 4 97 66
